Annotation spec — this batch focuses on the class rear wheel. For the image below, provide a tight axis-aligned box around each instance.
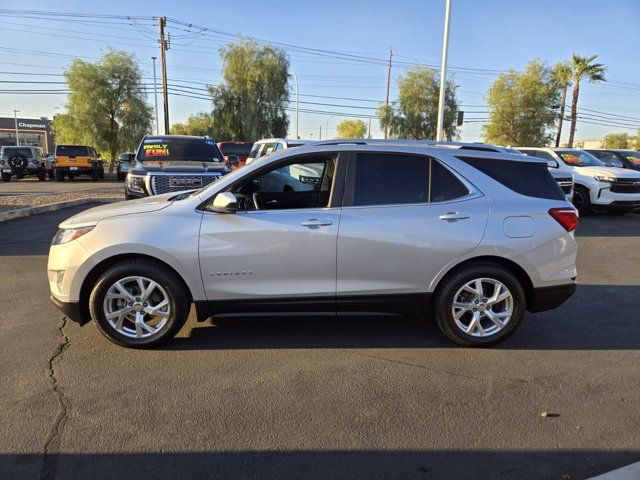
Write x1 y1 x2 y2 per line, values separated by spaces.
91 168 99 181
433 263 526 347
572 186 591 216
90 260 190 348
37 170 46 181
1 172 11 182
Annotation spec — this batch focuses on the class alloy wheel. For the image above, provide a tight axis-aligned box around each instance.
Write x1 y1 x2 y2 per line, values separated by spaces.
451 278 514 337
102 276 171 339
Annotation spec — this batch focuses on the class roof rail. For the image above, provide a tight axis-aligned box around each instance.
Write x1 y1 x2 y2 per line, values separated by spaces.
311 138 503 152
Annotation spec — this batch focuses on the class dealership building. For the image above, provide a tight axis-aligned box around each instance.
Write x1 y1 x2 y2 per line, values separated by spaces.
0 117 54 153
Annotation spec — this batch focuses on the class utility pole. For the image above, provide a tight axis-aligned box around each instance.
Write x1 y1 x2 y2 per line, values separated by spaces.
151 56 160 135
288 72 299 139
436 0 452 141
367 117 372 139
13 109 19 146
158 16 170 134
319 125 322 141
384 47 393 139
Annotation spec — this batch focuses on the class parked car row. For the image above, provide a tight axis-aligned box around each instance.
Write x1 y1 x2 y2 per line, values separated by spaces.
0 144 105 182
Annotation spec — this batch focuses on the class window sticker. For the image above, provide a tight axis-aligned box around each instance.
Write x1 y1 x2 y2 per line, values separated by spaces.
625 155 640 165
143 144 170 156
560 153 580 164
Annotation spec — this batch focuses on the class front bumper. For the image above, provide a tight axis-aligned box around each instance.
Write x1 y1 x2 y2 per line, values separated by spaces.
50 295 88 325
528 283 576 312
591 186 640 209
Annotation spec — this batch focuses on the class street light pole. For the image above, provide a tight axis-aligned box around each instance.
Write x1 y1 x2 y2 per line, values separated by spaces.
151 56 160 135
13 109 20 146
325 115 334 139
288 72 299 139
436 0 452 141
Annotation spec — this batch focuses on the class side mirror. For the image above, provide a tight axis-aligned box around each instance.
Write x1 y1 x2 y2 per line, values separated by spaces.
226 155 240 167
210 191 237 213
547 159 559 169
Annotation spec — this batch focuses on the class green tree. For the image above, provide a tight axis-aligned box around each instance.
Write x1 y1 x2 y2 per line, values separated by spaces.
603 133 630 149
567 54 606 147
335 119 368 138
553 61 573 147
52 49 152 169
483 60 560 146
208 39 289 140
171 112 215 136
377 66 458 140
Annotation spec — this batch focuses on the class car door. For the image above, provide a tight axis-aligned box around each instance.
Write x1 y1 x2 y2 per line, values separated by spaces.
336 152 489 315
198 153 344 314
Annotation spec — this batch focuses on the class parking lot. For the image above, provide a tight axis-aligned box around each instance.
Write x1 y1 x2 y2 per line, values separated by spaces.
0 205 639 480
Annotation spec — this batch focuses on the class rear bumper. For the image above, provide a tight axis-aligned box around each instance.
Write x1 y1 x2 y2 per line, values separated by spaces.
528 283 576 313
55 166 95 173
50 295 89 325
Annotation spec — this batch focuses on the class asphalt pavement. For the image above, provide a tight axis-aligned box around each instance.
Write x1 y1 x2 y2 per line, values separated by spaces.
0 206 639 480
0 173 121 196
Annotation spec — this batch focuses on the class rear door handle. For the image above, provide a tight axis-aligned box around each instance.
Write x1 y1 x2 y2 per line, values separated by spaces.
301 218 333 227
439 211 471 222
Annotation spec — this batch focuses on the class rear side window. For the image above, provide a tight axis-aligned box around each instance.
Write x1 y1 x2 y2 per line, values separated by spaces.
430 160 470 202
352 153 429 206
219 143 252 157
3 147 33 158
458 156 565 201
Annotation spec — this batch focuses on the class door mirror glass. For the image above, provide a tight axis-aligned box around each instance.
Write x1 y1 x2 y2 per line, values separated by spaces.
210 192 238 213
226 155 240 167
547 159 559 168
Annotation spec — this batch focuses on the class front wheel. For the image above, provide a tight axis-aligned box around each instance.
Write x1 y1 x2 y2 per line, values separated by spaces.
433 264 526 347
572 186 591 216
89 260 190 348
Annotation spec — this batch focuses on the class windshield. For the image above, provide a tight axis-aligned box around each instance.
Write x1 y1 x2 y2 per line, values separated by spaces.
56 145 90 157
556 150 604 167
618 150 640 166
137 138 223 163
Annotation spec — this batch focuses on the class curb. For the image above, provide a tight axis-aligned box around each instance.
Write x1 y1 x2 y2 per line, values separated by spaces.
0 197 121 223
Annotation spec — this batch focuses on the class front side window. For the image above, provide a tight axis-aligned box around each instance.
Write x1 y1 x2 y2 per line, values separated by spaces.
352 153 429 206
233 157 335 211
555 150 604 167
598 153 624 168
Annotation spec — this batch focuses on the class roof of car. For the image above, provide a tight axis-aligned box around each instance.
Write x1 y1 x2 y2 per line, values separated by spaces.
143 135 215 141
254 138 315 146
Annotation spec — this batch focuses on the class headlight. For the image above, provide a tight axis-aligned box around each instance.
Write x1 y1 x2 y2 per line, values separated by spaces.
52 226 95 245
127 174 145 193
594 175 616 183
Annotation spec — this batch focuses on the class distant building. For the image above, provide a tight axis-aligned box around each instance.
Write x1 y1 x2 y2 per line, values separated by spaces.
567 139 603 149
0 117 54 153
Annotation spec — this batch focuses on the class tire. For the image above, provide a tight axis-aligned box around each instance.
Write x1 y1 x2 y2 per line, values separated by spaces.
433 263 526 347
1 173 11 182
117 169 125 181
608 210 629 216
54 169 65 182
91 168 99 181
17 174 26 180
98 167 105 179
572 186 591 216
48 170 54 179
89 260 190 348
38 171 46 181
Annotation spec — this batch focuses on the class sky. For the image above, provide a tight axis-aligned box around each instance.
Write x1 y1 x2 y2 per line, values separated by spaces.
0 0 639 143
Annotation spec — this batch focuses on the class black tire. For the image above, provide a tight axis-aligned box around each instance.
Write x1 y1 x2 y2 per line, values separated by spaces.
17 174 26 180
117 170 125 181
89 260 190 348
433 263 526 347
572 186 591 216
1 172 11 182
37 171 46 181
54 169 65 182
48 170 54 179
608 210 629 216
8 154 28 171
98 167 105 179
91 168 99 181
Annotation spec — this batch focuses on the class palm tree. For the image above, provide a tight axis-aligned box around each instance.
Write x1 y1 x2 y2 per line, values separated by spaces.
553 62 573 147
567 54 606 147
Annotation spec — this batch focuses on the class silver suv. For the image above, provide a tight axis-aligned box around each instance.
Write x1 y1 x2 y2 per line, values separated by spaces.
0 146 47 182
48 141 578 348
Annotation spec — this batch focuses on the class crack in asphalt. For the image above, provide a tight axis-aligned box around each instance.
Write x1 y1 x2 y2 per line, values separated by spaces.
40 316 70 480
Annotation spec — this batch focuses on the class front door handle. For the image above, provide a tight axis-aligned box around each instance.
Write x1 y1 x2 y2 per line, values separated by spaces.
439 211 471 222
301 218 333 227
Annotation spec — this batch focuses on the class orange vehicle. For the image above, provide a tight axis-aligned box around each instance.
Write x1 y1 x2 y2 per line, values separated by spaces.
54 145 104 181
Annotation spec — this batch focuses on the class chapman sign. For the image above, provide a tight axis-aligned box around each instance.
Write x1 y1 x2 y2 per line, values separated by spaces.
0 116 54 152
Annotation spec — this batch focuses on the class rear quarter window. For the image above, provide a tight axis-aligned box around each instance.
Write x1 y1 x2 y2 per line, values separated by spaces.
457 156 565 201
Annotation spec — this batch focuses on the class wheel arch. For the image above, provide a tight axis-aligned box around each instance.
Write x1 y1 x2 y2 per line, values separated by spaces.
78 253 194 325
431 255 535 310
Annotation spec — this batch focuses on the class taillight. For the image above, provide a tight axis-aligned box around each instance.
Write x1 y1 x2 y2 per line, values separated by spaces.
0 160 4 165
549 207 579 232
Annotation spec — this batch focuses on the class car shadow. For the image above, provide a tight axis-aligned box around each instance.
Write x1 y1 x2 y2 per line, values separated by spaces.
161 284 640 351
576 211 640 237
3 449 638 480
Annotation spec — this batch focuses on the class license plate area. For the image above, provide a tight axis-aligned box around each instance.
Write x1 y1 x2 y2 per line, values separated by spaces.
70 166 78 171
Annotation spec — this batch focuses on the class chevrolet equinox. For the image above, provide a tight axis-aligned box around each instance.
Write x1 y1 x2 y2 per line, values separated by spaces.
48 141 578 348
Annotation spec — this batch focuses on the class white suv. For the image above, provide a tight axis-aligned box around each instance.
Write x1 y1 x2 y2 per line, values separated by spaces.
48 141 578 348
519 148 640 215
245 138 314 165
